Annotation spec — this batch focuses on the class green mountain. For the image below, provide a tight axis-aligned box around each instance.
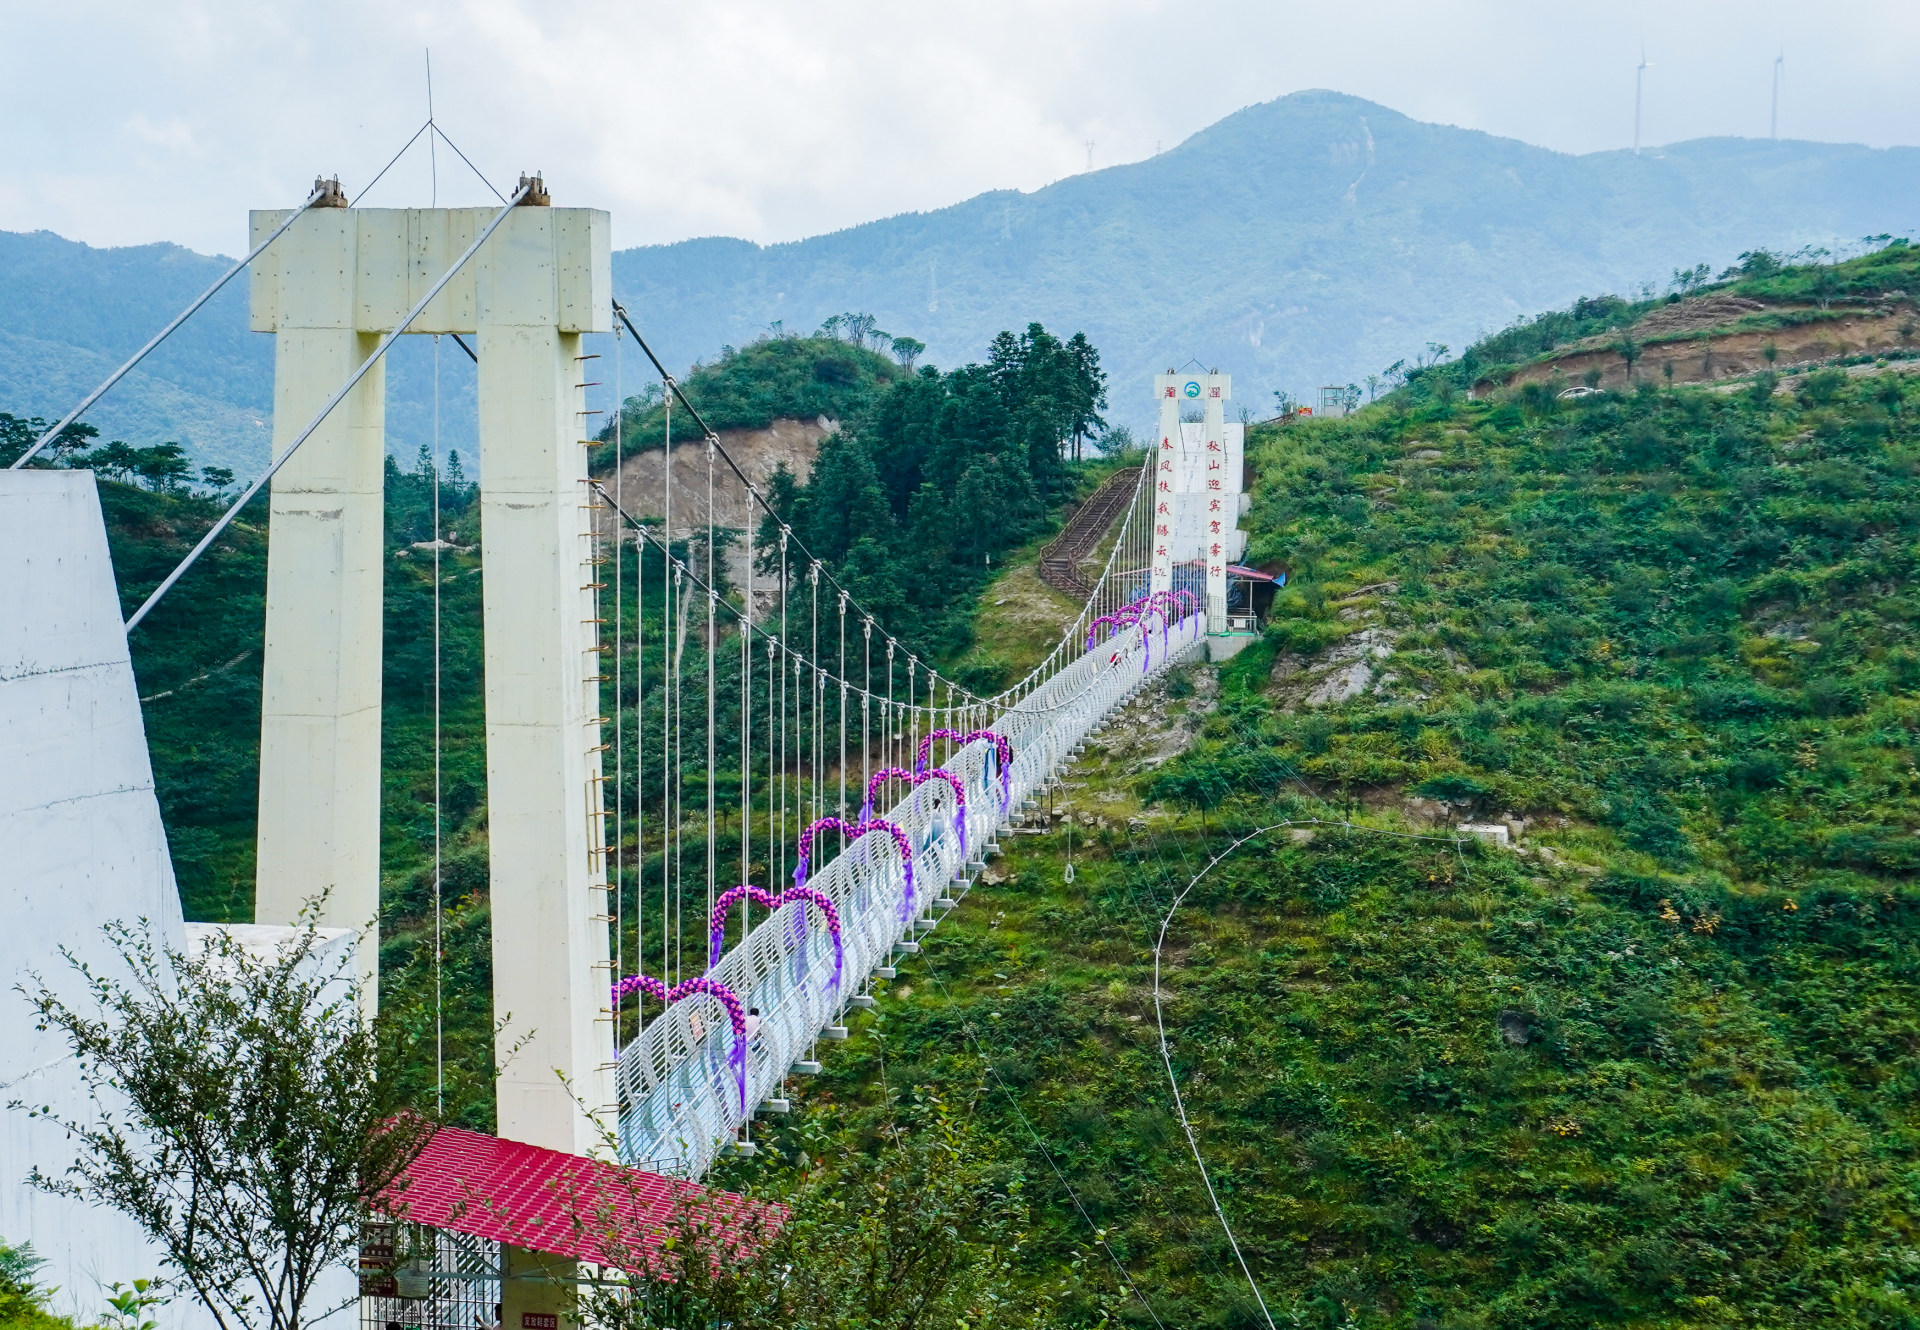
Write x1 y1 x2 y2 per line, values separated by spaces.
10 91 1920 469
0 228 476 473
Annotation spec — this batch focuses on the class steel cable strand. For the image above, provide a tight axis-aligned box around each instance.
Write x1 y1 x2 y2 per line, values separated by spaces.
611 972 750 1113
707 884 843 992
608 316 1146 717
126 179 532 628
11 181 326 471
912 954 1170 1329
610 301 984 710
1146 814 1475 1328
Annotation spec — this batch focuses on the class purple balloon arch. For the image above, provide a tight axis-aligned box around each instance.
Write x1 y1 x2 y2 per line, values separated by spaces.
707 883 844 990
610 972 749 1110
862 766 967 849
792 815 917 917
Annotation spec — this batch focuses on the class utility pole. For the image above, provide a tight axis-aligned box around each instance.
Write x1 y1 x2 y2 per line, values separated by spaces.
1772 51 1783 140
1634 47 1652 155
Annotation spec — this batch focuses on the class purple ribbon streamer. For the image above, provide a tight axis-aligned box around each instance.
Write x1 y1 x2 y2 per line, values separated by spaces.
791 815 916 918
864 766 968 851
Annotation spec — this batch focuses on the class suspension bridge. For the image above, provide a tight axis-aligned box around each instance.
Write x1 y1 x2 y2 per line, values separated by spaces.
0 170 1248 1324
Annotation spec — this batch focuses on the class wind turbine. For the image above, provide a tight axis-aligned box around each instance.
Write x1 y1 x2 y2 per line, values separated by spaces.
1772 50 1784 140
1634 46 1652 155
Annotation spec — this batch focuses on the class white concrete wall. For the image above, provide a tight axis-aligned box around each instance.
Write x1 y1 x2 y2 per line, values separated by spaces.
0 471 195 1326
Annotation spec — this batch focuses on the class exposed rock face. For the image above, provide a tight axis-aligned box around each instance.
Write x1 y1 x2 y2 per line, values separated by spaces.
595 416 835 616
1287 626 1397 706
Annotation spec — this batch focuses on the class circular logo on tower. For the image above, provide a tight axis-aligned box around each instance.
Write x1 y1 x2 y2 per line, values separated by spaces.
1183 381 1201 398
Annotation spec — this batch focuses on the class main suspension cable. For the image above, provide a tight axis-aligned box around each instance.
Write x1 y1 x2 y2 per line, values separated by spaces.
125 179 531 631
609 300 982 708
11 183 325 471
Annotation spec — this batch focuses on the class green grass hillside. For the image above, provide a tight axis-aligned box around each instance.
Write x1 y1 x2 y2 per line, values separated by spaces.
727 363 1920 1327
58 278 1920 1325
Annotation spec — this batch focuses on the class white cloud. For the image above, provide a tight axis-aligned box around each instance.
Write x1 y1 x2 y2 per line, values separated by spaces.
124 113 203 156
3 0 1919 257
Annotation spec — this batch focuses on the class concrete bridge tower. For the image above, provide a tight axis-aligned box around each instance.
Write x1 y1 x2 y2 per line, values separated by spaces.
246 196 617 1159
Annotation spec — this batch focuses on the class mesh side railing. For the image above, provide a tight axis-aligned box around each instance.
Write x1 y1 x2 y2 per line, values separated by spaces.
615 605 1205 1178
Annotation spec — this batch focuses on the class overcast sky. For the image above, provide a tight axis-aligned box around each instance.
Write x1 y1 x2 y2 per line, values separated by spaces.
5 1 1918 259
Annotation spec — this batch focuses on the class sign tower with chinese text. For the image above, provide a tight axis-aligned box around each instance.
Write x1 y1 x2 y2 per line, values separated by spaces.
1150 372 1240 632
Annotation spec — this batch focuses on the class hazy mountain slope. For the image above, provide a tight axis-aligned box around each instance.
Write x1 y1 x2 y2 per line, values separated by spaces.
10 89 1920 467
0 228 476 472
615 90 1920 422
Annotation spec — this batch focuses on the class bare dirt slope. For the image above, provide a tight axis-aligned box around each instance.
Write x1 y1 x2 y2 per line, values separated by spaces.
1500 299 1919 393
595 415 834 606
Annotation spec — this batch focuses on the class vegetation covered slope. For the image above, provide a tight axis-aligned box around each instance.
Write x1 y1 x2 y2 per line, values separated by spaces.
590 332 911 465
753 322 1107 679
727 363 1920 1327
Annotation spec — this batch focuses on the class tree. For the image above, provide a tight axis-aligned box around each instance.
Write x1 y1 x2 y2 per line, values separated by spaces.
0 414 97 468
200 466 236 494
564 1083 1099 1330
1616 336 1642 382
130 443 191 492
1812 264 1840 311
889 336 925 370
87 441 141 483
1365 373 1381 401
1063 331 1108 462
1669 263 1711 295
18 918 433 1330
1762 341 1779 367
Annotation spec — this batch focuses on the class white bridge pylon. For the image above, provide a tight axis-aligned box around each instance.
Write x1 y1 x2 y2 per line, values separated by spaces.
617 472 1201 1180
247 198 616 1160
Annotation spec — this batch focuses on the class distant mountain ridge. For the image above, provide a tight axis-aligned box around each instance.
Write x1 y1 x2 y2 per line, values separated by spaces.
618 90 1920 423
7 90 1920 467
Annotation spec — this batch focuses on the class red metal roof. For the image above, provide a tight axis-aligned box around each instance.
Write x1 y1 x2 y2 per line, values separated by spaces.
377 1125 780 1271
